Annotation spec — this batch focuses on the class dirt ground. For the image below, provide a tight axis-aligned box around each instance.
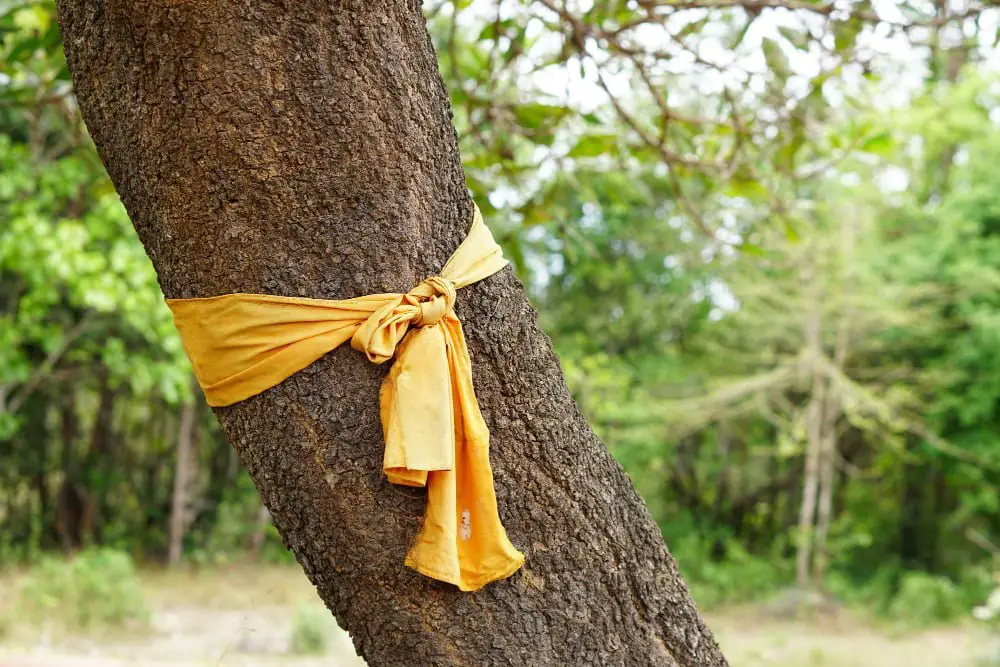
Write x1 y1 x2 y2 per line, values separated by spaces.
0 565 993 667
708 610 988 667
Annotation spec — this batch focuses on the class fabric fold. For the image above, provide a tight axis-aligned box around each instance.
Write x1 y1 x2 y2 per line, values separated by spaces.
166 204 524 591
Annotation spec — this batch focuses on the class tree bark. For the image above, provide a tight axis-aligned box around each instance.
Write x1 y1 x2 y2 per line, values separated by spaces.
56 3 727 666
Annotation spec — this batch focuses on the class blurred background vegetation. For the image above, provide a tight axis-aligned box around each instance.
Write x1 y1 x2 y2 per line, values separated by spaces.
4 0 1000 660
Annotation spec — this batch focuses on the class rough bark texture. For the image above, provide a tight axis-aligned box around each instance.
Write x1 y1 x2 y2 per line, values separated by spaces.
56 2 727 666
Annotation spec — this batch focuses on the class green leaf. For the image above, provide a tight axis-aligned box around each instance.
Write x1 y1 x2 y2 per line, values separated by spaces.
513 103 567 130
833 17 863 53
568 134 617 158
783 218 801 242
778 26 809 52
724 177 768 201
762 37 789 80
739 243 766 257
676 17 709 41
728 19 753 50
775 138 801 173
860 131 894 156
477 18 515 41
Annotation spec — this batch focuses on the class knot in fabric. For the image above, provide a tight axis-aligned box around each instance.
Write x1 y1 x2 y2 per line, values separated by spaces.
348 275 458 364
409 276 456 327
165 203 525 591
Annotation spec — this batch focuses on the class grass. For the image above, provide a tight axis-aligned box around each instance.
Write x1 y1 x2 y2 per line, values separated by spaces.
289 604 334 655
7 549 148 637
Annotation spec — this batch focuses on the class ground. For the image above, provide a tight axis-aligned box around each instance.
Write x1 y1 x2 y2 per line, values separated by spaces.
0 564 992 666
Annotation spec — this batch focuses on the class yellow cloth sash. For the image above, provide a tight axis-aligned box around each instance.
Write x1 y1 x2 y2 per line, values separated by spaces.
166 204 524 591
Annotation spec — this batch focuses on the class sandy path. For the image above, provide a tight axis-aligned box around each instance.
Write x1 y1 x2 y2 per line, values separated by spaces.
1 605 365 667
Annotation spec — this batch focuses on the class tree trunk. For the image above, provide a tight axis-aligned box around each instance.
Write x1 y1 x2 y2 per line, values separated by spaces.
83 371 115 544
811 424 835 584
899 434 927 569
796 256 824 589
56 3 727 666
811 215 855 585
34 402 51 550
168 387 197 565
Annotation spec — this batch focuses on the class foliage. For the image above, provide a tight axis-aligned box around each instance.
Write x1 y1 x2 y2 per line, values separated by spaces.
886 572 967 628
671 527 790 609
188 472 295 566
976 575 1000 623
17 548 149 632
0 0 286 565
289 604 333 655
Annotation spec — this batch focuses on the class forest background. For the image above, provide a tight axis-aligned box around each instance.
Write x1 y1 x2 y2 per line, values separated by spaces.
4 0 1000 657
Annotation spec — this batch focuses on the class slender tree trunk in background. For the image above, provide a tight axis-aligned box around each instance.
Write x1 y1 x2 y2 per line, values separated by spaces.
812 216 855 584
56 392 79 551
249 504 272 560
84 374 115 544
56 375 104 552
34 404 50 549
899 432 924 568
168 387 197 566
59 392 77 472
928 463 946 570
21 393 49 552
57 3 727 666
797 387 822 587
812 427 835 584
713 422 731 515
224 435 241 486
191 403 234 544
796 257 824 588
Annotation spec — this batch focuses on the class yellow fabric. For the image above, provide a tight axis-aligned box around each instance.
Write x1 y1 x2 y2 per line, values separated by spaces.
166 204 524 591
